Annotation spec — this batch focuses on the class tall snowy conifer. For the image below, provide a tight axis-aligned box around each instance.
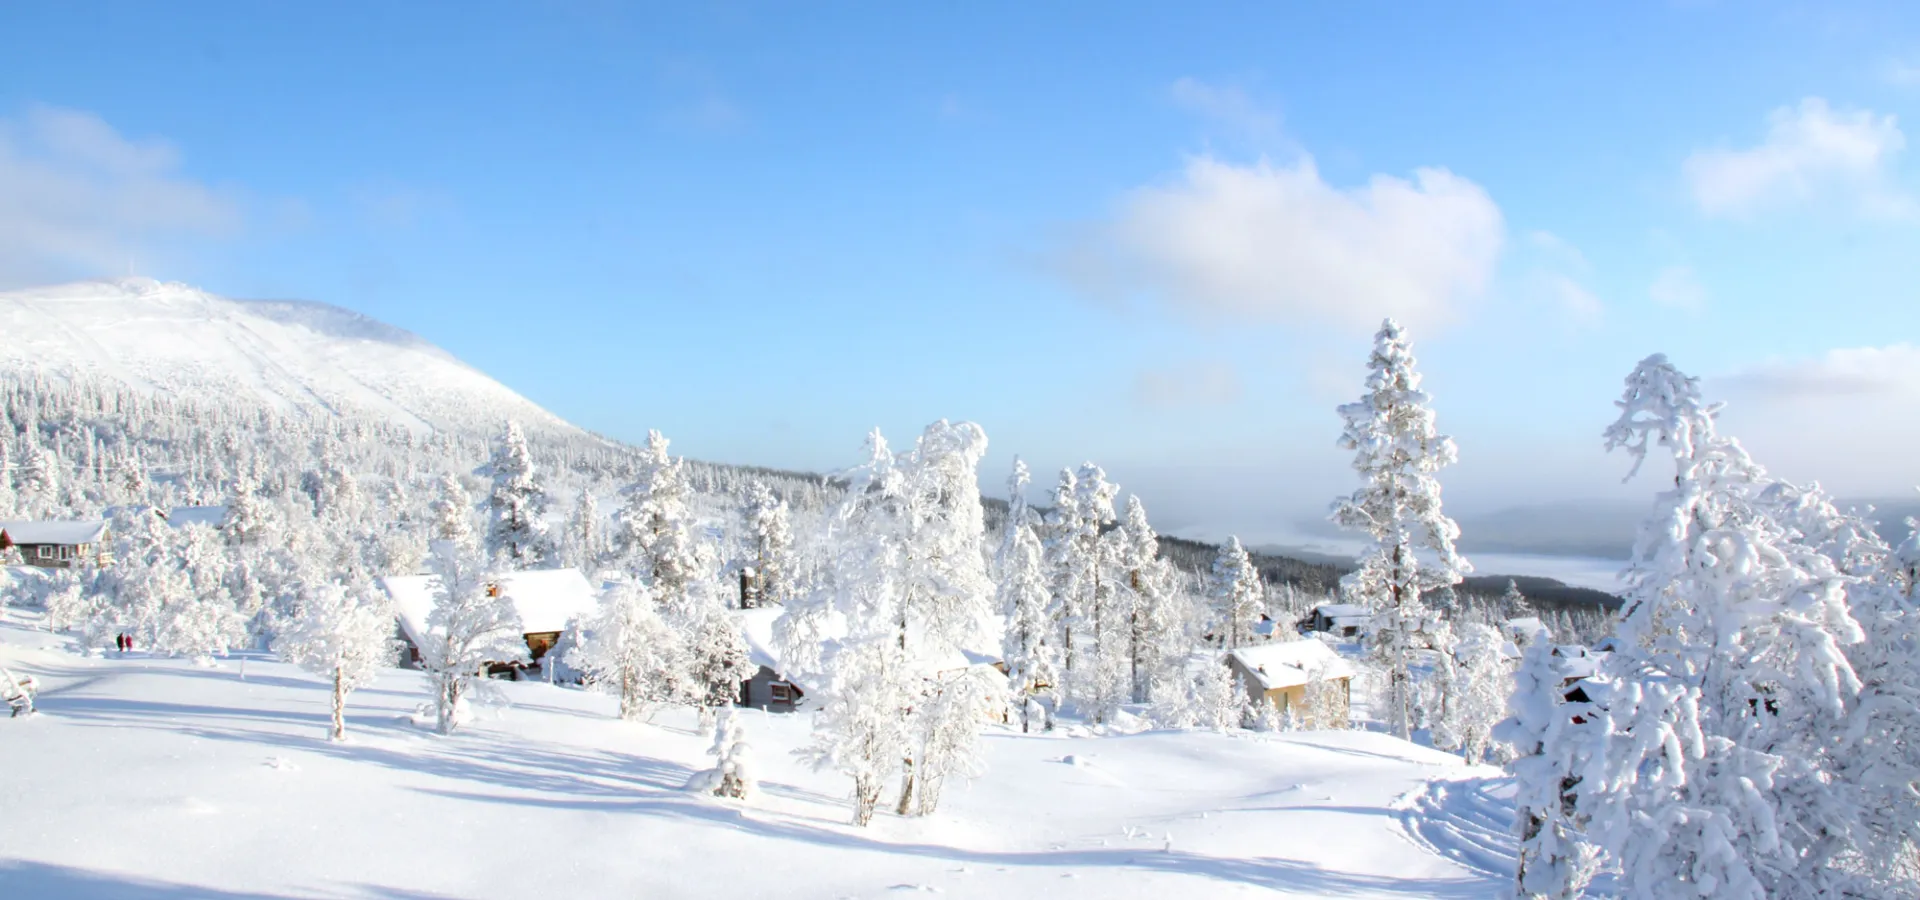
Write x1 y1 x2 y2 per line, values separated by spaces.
1496 638 1600 900
429 474 475 546
484 420 551 567
1116 497 1182 703
1585 354 1868 899
999 523 1057 732
568 579 681 720
1329 319 1470 741
616 430 705 609
743 481 795 608
1209 536 1265 650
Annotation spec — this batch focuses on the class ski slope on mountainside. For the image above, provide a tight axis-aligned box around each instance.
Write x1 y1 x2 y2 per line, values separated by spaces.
0 278 579 439
0 613 1513 899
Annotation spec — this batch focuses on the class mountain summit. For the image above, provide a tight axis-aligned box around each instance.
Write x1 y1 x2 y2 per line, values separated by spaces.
0 278 579 440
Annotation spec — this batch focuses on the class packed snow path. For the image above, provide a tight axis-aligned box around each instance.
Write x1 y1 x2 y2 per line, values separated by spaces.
0 618 1508 899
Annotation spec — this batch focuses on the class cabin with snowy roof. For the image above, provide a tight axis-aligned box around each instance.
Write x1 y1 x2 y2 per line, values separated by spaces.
733 605 1008 718
381 568 599 677
0 520 112 569
1227 639 1357 729
1302 603 1371 639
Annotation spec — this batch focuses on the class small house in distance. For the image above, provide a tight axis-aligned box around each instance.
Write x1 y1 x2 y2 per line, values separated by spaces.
1301 603 1371 639
0 520 112 569
382 568 599 677
1227 639 1357 729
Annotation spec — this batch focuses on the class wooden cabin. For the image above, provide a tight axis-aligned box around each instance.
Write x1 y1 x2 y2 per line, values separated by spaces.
381 568 599 678
0 520 112 569
1301 603 1371 639
1227 639 1358 729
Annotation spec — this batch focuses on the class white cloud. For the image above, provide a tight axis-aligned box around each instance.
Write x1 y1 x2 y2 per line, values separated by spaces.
1649 264 1707 312
0 105 240 287
1133 360 1242 410
1722 343 1920 399
1065 154 1505 332
1544 273 1603 325
1684 98 1908 218
1168 77 1281 140
1886 58 1920 87
1527 231 1602 325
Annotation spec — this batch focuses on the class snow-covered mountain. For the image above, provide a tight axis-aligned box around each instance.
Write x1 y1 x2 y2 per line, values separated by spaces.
0 278 581 440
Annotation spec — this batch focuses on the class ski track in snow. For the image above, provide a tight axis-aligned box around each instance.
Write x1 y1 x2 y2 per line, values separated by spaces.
1394 774 1520 881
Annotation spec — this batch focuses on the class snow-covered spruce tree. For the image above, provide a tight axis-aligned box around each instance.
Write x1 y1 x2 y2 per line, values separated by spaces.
221 481 277 548
687 708 757 800
16 441 60 517
278 580 399 740
566 487 601 573
418 538 527 735
993 456 1032 581
160 524 246 665
1496 637 1600 900
1047 463 1117 714
785 421 996 824
999 522 1058 733
1116 496 1183 704
1191 656 1242 732
683 589 754 729
1210 536 1265 650
568 579 681 721
1445 622 1511 765
615 430 707 612
743 481 796 608
428 473 475 546
1329 319 1470 742
90 507 183 651
484 420 551 568
1584 354 1868 899
1840 520 1920 890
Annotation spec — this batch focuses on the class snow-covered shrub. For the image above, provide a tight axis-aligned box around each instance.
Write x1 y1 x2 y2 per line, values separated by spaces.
687 708 757 800
278 580 400 740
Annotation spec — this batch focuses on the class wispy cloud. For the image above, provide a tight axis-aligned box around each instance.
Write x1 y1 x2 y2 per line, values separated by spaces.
1721 343 1920 398
1168 77 1281 141
1648 264 1707 312
0 105 241 287
1683 97 1908 219
1055 154 1505 332
1133 360 1242 410
1527 231 1602 325
1885 57 1920 87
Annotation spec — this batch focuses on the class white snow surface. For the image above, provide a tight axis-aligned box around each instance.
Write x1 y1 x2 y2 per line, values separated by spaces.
0 611 1512 898
0 278 580 439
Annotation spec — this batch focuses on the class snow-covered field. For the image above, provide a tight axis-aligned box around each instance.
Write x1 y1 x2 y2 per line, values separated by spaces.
0 612 1514 899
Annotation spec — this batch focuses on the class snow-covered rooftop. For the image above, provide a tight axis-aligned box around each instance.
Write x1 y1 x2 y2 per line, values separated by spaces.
1314 603 1369 618
1229 639 1357 692
0 520 109 546
382 568 599 648
1504 617 1545 635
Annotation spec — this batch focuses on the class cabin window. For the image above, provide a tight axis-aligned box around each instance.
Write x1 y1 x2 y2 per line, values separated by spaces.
57 546 74 561
36 546 52 560
770 682 795 704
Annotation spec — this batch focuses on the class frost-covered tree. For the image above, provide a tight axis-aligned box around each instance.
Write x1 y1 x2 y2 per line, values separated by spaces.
908 666 1001 816
1496 638 1600 900
568 579 681 721
161 524 246 664
1116 496 1183 703
742 481 795 608
683 594 754 728
1191 657 1241 732
484 420 551 567
688 708 756 800
428 474 475 547
999 523 1057 732
278 581 399 740
785 421 995 824
221 482 276 548
1840 520 1920 891
418 539 526 735
993 456 1032 581
1045 463 1117 707
566 487 602 572
615 430 706 607
16 440 61 516
1210 536 1264 650
1584 354 1868 900
1329 319 1470 741
1444 622 1511 765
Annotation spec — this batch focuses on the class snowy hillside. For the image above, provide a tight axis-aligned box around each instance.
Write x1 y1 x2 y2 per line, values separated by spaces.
0 613 1512 899
0 278 581 440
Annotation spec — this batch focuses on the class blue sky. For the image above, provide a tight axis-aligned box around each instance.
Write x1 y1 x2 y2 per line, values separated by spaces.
4 1 1920 540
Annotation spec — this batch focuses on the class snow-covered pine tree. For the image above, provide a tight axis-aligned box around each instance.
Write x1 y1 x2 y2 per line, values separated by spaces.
1191 656 1241 732
566 487 601 573
1047 464 1117 712
418 538 527 735
278 580 400 740
993 456 1032 581
1495 637 1599 900
569 579 681 721
687 708 757 800
1585 354 1868 899
428 473 475 546
615 430 706 612
484 420 551 568
1445 622 1511 765
1209 536 1265 649
1329 319 1470 742
683 591 754 729
161 524 246 665
999 522 1058 732
1841 520 1920 891
1115 496 1183 703
742 481 795 608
